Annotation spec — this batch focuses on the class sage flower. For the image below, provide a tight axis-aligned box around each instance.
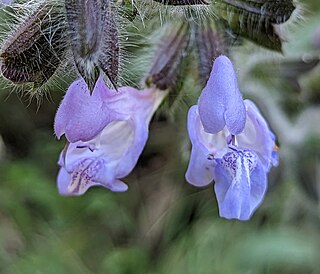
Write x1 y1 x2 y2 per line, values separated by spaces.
55 77 166 195
185 56 278 220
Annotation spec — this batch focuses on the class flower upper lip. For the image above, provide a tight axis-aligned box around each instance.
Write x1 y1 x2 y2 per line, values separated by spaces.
198 55 246 135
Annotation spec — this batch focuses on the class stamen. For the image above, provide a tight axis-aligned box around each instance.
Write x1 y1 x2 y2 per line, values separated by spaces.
76 144 96 152
231 135 236 146
207 153 214 160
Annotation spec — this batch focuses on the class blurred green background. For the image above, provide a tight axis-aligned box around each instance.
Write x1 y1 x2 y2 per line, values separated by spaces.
1 0 320 273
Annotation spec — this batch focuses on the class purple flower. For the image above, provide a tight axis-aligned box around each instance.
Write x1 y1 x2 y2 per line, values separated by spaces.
186 101 278 220
185 56 278 221
55 77 166 195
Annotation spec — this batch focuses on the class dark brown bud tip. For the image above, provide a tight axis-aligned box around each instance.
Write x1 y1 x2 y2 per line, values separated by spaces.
146 23 190 91
0 3 67 85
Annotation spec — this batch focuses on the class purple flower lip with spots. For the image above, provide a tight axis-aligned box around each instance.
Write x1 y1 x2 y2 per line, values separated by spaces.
55 77 167 196
185 56 278 221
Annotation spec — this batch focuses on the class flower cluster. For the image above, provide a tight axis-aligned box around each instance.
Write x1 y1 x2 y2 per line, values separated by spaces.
54 55 278 221
185 56 278 220
0 0 297 223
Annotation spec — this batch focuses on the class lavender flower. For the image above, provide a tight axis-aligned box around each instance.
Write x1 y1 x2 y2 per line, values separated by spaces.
55 77 166 195
185 56 278 221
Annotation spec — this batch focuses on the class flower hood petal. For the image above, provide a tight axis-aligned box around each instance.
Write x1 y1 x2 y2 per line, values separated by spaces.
54 77 114 142
198 55 246 135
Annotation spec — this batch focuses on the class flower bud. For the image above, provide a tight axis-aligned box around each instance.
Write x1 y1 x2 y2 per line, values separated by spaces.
146 22 190 91
0 3 68 85
98 3 119 89
194 20 226 86
65 0 119 91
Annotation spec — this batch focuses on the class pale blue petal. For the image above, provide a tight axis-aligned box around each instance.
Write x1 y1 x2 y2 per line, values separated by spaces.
114 118 149 178
185 146 215 187
57 167 72 196
198 55 246 135
106 179 128 192
185 106 214 187
237 100 278 171
248 157 267 213
214 149 267 221
0 0 13 6
270 132 279 167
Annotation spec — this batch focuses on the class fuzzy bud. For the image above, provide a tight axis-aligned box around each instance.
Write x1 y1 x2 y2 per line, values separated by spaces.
146 23 190 91
0 3 68 85
98 3 119 88
194 20 226 86
65 0 119 91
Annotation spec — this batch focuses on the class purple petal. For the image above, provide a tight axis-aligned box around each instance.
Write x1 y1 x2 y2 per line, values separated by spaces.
0 0 13 6
57 119 141 195
185 106 215 186
214 149 267 221
104 86 163 116
113 118 149 178
62 158 105 195
57 167 72 196
57 156 128 196
198 55 246 135
98 88 166 178
56 87 167 195
57 164 102 196
107 179 128 192
54 77 114 142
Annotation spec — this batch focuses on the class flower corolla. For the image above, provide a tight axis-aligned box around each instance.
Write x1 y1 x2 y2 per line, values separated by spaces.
185 56 278 220
55 77 166 195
